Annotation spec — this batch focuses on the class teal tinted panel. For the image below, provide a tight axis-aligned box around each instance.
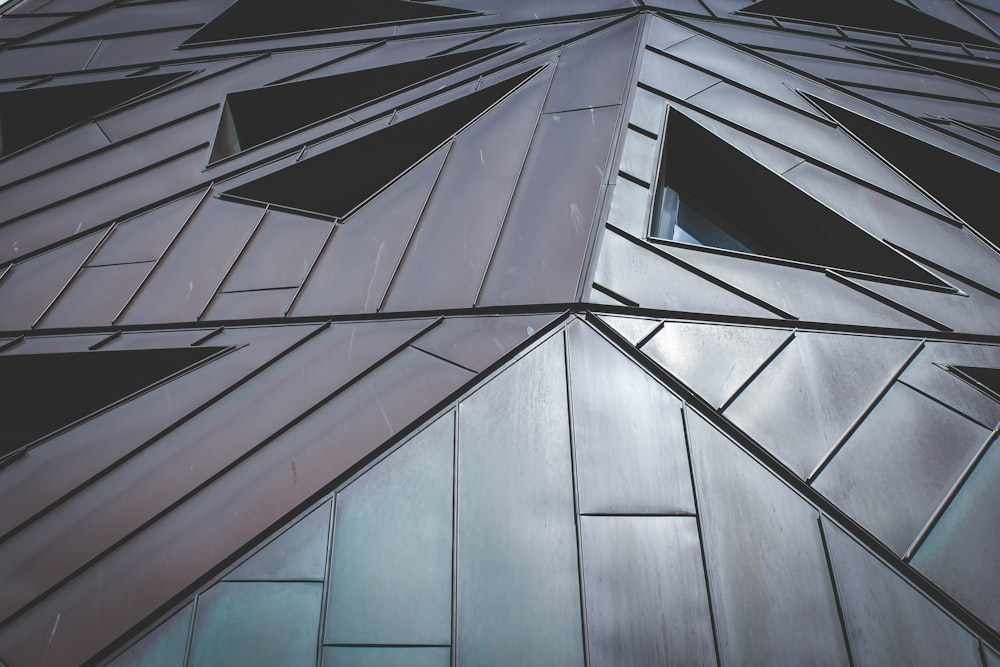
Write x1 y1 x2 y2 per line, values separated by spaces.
226 501 331 581
110 603 193 667
188 582 322 667
456 333 584 666
323 646 450 667
581 516 716 667
913 439 1000 631
325 413 454 645
567 320 694 514
823 520 980 667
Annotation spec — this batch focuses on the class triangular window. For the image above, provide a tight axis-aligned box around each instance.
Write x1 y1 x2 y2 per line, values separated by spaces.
650 111 945 285
210 46 512 162
741 0 993 45
225 68 540 220
807 95 1000 249
0 347 222 459
951 365 1000 401
188 0 476 44
0 73 184 158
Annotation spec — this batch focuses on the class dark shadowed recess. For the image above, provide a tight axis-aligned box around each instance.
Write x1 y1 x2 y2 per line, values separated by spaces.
0 347 222 458
225 67 541 219
211 45 513 162
650 111 946 285
952 365 1000 400
808 95 1000 250
740 0 994 46
187 0 476 44
0 73 185 158
860 48 1000 90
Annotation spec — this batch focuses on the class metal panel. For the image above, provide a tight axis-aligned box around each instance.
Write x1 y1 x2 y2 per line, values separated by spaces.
0 232 102 330
323 647 450 667
456 333 584 666
642 321 791 409
544 18 639 113
606 175 653 238
290 146 448 317
225 501 331 582
88 194 201 267
201 288 299 320
638 48 720 100
188 582 323 667
218 210 330 293
815 383 990 554
912 438 1000 632
595 314 660 346
581 516 716 667
823 520 982 667
900 343 1000 428
592 229 776 318
687 411 851 667
381 64 550 311
567 320 694 514
477 105 619 305
412 313 556 372
326 413 454 645
725 331 917 477
39 262 153 328
119 199 261 324
108 604 193 667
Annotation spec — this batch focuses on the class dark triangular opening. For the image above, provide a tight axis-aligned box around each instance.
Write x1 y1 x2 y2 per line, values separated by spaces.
0 73 185 158
210 45 512 162
807 95 1000 249
188 0 476 44
650 111 945 285
0 347 223 458
225 67 540 220
741 0 994 46
860 47 1000 89
952 365 1000 401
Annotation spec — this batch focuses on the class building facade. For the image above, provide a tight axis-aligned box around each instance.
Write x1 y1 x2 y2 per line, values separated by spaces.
0 0 1000 665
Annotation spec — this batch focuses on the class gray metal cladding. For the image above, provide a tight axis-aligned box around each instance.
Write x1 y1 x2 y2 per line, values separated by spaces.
0 1 999 666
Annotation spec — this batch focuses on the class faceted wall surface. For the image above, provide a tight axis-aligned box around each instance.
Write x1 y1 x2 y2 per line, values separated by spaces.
0 0 999 665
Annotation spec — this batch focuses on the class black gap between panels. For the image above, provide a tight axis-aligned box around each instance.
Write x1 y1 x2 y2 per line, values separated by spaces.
0 347 222 458
741 0 995 46
650 111 946 286
188 0 476 44
0 73 186 158
808 95 1000 250
211 45 514 162
225 67 540 220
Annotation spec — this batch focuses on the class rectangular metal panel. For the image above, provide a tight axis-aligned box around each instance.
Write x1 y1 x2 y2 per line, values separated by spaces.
326 413 454 645
478 106 620 305
218 210 330 292
567 320 695 514
323 647 450 667
544 18 639 113
581 516 716 667
456 333 584 666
